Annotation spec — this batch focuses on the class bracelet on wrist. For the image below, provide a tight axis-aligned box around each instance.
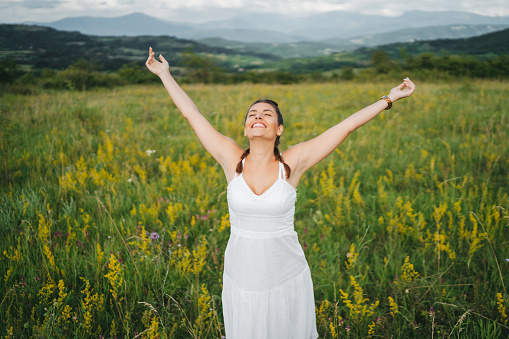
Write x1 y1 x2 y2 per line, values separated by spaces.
381 95 392 110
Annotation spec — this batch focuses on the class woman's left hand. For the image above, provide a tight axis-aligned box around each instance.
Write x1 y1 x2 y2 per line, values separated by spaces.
388 77 416 102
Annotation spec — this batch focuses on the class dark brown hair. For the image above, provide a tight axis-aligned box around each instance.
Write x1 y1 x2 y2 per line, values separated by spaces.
235 99 291 179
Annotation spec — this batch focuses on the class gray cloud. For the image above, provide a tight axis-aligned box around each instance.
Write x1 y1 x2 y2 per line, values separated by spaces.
1 0 508 24
20 0 64 9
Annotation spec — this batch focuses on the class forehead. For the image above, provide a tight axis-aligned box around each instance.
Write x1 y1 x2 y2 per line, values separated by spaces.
249 102 276 112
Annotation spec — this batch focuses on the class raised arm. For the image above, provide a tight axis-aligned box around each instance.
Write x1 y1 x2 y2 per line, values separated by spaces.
284 78 415 185
145 47 242 180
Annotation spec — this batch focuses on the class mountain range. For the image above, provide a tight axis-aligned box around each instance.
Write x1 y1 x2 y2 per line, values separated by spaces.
26 11 509 43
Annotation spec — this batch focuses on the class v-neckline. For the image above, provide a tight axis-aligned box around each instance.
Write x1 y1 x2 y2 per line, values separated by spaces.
240 175 280 198
239 159 282 197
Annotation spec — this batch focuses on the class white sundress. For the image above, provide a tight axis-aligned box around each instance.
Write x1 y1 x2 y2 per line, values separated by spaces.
222 159 319 339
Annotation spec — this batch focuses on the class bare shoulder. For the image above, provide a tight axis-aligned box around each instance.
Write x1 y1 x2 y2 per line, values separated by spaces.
224 144 245 183
281 145 305 187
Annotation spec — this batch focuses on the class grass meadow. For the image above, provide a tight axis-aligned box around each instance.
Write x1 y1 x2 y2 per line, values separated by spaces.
1 80 508 338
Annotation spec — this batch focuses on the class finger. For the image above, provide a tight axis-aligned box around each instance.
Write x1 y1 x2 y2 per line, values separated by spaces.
149 46 152 55
146 54 153 66
404 80 415 91
159 54 167 63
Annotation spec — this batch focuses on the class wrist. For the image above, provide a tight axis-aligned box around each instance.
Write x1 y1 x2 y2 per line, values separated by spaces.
159 70 172 79
380 95 392 110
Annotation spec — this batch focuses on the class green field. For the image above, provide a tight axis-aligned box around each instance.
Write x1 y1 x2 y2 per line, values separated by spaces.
1 81 508 338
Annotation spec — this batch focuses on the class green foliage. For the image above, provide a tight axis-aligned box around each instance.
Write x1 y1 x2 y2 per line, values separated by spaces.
180 50 227 84
41 59 122 90
402 53 509 80
371 50 393 74
0 58 17 84
118 62 158 84
339 67 355 80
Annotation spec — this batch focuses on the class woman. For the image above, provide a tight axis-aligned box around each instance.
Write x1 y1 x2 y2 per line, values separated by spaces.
145 47 415 339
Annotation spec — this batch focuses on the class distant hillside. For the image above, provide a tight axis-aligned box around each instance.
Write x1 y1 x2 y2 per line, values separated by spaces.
360 27 509 59
257 27 509 74
199 24 509 59
1 24 507 76
324 24 509 49
197 38 342 59
0 24 279 72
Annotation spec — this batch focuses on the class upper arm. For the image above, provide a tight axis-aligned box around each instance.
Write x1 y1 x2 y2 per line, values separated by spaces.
186 112 243 180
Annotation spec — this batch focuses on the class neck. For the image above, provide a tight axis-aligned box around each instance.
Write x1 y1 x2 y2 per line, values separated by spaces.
248 138 277 163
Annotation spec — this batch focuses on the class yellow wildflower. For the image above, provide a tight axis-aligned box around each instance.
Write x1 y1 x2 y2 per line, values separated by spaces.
104 253 123 301
497 293 508 323
388 296 398 316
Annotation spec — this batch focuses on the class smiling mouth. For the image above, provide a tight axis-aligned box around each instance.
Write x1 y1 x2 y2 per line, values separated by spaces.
252 123 266 128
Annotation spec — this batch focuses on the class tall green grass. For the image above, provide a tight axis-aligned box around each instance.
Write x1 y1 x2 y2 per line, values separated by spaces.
1 81 508 338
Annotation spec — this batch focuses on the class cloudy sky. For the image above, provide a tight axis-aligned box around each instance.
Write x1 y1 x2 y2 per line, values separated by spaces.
1 0 508 23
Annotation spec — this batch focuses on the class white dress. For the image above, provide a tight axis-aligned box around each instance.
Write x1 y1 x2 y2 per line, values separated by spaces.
222 159 319 339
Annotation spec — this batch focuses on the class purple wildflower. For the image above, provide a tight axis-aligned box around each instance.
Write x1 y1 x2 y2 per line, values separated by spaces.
150 232 159 240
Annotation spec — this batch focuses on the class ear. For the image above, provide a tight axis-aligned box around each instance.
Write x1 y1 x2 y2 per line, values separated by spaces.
244 126 247 136
277 124 284 136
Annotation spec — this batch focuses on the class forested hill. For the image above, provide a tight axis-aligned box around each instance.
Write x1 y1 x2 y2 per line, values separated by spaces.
0 24 279 71
367 27 509 59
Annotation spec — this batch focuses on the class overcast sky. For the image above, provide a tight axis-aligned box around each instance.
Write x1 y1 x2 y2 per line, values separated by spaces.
1 0 508 23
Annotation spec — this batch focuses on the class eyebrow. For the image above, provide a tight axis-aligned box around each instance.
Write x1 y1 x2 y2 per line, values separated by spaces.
248 109 274 113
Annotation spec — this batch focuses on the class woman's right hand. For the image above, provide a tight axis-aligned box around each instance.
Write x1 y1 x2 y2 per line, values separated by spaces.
145 47 170 77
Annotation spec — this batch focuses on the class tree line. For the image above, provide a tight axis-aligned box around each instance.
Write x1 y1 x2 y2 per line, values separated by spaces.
1 49 509 94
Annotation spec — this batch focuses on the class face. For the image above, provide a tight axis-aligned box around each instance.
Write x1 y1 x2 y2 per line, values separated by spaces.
244 102 284 140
